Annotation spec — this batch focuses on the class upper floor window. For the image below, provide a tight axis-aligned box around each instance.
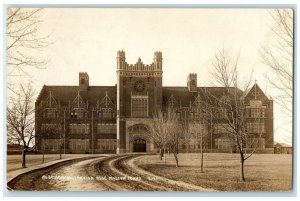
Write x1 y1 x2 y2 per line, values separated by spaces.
45 108 57 118
246 122 265 133
214 124 233 134
189 124 208 136
41 123 62 134
69 123 89 134
247 108 265 118
131 95 148 117
97 123 116 134
101 108 115 119
70 108 85 118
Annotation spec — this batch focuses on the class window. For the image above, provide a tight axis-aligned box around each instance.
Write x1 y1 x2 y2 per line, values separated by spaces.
70 111 77 118
41 124 62 133
71 108 85 118
215 138 232 149
214 124 233 134
131 95 148 117
246 122 265 133
97 123 116 134
69 139 89 150
41 139 59 151
102 108 113 119
250 100 262 107
69 124 89 134
249 108 265 118
246 101 266 118
189 124 208 136
247 138 265 149
45 108 57 118
97 139 117 150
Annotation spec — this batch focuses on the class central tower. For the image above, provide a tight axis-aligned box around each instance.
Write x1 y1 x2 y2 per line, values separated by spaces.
116 51 163 153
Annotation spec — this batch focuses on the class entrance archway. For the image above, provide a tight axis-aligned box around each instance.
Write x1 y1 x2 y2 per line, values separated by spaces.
133 138 146 152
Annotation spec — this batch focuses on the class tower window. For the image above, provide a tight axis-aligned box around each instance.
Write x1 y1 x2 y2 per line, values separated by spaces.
131 95 148 117
80 78 85 85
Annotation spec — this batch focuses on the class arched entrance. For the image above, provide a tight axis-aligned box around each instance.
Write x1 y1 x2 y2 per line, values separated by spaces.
133 138 146 152
127 124 151 152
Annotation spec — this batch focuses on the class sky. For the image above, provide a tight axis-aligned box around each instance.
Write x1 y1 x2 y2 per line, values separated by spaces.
8 8 293 145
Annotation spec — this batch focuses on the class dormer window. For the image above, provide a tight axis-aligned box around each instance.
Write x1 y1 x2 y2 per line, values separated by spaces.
45 108 57 118
70 111 77 118
102 108 113 119
71 108 85 118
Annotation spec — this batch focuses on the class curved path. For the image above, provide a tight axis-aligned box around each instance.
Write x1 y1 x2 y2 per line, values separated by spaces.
8 154 214 191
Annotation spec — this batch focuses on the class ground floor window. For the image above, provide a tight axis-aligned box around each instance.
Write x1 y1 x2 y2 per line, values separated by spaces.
215 138 232 149
247 137 265 149
41 139 60 151
69 139 89 150
97 139 116 150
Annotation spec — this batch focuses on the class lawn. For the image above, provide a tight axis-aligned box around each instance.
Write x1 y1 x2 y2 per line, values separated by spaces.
6 154 91 173
136 153 293 192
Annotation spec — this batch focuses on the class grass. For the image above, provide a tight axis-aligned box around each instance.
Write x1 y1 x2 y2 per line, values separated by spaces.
6 154 91 173
137 153 292 192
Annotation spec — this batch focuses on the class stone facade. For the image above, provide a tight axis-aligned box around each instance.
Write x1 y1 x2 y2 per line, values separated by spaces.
35 51 274 154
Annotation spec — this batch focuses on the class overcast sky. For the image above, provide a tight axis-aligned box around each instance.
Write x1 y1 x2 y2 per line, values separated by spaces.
8 8 293 145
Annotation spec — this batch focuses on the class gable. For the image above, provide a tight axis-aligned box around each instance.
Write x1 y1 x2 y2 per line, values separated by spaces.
245 84 269 102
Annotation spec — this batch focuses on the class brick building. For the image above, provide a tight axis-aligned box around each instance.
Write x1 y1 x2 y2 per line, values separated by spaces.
35 51 274 154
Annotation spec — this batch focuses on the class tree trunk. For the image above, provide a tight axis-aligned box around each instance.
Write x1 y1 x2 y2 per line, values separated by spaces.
164 148 166 163
200 133 204 173
159 148 163 160
22 149 27 168
59 145 62 160
173 151 179 167
240 158 246 182
200 148 204 173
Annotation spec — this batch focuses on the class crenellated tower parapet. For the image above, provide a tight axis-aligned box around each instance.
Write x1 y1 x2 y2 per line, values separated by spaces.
116 51 163 77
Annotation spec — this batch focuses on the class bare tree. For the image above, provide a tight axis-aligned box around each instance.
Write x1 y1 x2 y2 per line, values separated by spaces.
36 101 67 161
38 120 63 162
7 126 21 145
6 8 50 91
210 48 261 182
261 9 293 119
149 112 168 161
189 121 206 172
6 82 37 168
165 111 183 167
149 111 183 167
188 93 211 173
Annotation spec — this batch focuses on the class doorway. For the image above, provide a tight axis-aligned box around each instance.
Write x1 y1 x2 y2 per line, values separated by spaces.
133 138 146 152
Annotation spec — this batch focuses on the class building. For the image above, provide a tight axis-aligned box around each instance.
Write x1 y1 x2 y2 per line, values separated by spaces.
274 143 292 154
35 51 274 154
